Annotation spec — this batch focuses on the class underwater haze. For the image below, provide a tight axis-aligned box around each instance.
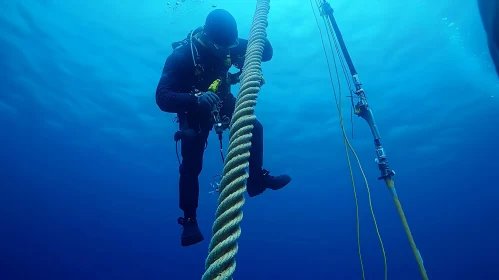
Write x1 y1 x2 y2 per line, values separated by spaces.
1 0 499 279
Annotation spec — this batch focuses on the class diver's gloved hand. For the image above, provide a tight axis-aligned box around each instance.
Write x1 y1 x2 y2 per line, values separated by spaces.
197 92 220 112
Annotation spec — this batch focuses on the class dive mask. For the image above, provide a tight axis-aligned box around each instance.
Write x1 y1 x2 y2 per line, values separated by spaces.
198 31 239 58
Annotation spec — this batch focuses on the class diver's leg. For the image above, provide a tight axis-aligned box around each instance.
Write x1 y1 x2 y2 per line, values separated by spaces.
177 128 209 246
246 119 291 197
248 118 264 176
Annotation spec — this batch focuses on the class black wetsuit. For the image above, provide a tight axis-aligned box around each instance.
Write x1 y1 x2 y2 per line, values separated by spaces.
155 32 274 219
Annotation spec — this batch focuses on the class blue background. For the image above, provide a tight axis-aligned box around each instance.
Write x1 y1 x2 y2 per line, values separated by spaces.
1 0 498 279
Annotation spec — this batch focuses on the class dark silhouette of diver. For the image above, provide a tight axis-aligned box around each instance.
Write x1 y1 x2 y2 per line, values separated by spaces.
155 9 292 247
477 0 499 75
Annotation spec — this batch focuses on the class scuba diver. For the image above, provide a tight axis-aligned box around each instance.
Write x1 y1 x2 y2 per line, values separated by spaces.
155 9 292 247
477 0 498 76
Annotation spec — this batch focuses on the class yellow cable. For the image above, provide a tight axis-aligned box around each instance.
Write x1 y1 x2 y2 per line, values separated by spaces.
312 1 388 279
344 136 388 280
323 16 389 280
313 3 428 280
322 6 427 278
309 1 364 279
202 1 270 279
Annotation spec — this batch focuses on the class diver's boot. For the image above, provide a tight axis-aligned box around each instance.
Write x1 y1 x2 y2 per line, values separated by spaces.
262 169 292 191
177 217 204 247
247 169 292 197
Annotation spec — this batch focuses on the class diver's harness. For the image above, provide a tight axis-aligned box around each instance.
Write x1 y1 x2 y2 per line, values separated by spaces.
172 28 243 189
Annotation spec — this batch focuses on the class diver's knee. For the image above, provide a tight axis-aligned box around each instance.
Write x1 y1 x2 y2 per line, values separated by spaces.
179 161 203 177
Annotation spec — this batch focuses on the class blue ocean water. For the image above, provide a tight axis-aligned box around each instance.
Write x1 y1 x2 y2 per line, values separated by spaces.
1 0 498 279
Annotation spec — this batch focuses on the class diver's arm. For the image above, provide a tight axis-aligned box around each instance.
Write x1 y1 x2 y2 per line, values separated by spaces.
231 38 273 68
261 38 274 61
155 50 199 113
237 38 273 61
229 70 243 85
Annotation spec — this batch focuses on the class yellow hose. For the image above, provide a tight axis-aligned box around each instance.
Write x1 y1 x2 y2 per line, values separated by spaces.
202 1 270 279
385 179 428 280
